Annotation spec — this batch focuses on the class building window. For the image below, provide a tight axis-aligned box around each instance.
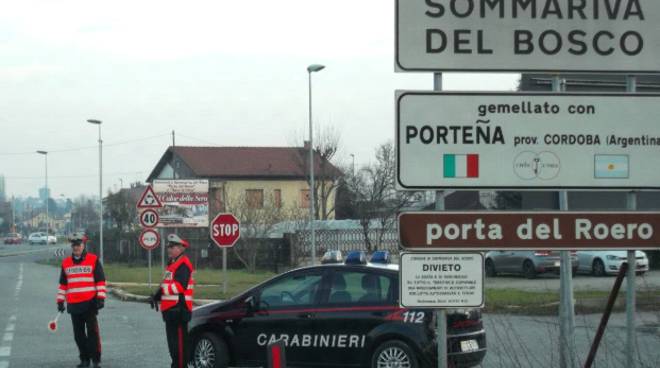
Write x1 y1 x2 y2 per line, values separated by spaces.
274 189 282 208
300 189 310 208
246 189 264 209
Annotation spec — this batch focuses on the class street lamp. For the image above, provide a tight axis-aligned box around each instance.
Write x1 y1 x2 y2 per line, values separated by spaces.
36 150 49 241
87 119 104 263
350 154 355 177
307 63 325 265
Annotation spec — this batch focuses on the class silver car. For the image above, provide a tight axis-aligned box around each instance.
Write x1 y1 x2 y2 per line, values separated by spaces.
485 250 579 279
576 250 649 276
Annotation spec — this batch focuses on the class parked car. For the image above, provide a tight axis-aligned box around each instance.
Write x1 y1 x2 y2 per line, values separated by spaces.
484 250 578 279
577 250 649 276
3 233 23 244
189 251 487 368
28 232 57 245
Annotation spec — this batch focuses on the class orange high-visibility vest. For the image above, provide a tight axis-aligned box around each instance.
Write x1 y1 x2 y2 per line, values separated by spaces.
57 253 106 304
160 255 194 312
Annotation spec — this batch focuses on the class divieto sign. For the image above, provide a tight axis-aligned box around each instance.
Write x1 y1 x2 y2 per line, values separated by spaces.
399 252 484 308
396 91 660 189
399 212 660 250
396 0 660 72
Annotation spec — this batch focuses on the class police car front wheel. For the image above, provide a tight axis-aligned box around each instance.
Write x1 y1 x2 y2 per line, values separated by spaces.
371 340 418 368
192 333 229 368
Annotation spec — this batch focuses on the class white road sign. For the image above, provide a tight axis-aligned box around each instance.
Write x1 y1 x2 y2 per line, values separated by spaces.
397 91 660 190
395 0 660 73
400 252 484 308
139 229 161 250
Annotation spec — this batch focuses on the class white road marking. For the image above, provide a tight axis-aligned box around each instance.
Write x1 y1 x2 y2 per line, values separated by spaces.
4 325 13 333
1 334 11 342
0 360 8 368
0 347 9 357
7 317 14 323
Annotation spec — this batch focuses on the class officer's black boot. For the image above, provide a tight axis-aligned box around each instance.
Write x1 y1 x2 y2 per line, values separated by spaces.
92 361 101 368
76 359 90 368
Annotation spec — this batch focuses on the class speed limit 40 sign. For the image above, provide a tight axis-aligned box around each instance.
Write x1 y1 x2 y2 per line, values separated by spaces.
140 209 159 228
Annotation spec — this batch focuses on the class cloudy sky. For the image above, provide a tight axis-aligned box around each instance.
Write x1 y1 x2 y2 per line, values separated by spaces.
0 0 517 198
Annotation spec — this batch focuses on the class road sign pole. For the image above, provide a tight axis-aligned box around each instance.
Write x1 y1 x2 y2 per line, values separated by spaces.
553 76 576 368
148 249 152 289
160 228 165 270
433 71 448 368
223 247 227 295
625 75 637 368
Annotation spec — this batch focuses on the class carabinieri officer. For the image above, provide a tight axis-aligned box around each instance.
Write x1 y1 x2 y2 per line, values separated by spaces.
56 233 106 368
149 234 195 368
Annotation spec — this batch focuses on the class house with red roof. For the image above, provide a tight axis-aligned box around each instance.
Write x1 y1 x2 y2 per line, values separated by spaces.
146 145 343 219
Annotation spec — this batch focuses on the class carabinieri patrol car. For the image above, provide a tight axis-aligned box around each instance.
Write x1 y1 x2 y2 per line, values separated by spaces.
189 251 486 368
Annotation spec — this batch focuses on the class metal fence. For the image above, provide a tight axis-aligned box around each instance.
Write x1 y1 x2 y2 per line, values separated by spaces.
293 228 400 256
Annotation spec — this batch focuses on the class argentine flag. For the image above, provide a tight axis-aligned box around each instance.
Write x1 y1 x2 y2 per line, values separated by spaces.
594 154 629 179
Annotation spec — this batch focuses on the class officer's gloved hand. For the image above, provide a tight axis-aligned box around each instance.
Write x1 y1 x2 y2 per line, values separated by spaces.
96 299 105 310
57 302 65 313
148 295 159 311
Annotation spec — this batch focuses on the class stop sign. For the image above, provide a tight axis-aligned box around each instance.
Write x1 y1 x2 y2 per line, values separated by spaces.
210 213 241 248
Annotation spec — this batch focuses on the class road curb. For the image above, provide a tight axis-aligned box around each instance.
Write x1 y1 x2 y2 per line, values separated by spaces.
0 247 61 258
109 287 219 306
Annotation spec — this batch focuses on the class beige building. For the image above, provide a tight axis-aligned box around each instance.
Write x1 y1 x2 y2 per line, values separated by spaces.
146 146 342 219
24 212 65 233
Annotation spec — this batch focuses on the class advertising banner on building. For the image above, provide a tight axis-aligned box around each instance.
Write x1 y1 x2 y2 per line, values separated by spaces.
153 179 209 228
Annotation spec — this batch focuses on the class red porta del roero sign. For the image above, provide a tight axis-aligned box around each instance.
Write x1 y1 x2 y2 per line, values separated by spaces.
399 212 660 250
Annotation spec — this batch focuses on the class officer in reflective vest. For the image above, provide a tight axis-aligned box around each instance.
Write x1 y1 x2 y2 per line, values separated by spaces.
56 233 106 368
149 234 195 368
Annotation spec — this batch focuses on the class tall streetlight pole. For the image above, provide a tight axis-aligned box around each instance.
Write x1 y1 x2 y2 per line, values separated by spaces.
307 64 325 265
350 154 355 177
87 119 104 263
36 150 48 241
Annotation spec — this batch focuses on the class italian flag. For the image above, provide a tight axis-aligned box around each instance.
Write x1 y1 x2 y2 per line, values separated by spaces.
443 154 479 178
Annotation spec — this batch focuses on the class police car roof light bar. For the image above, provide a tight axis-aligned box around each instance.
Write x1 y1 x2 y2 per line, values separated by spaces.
345 251 367 265
370 251 390 264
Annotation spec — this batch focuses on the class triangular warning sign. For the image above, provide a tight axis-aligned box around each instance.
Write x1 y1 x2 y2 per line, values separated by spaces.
137 185 163 209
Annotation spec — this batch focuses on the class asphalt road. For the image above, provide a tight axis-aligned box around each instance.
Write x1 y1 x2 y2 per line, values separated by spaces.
0 249 658 368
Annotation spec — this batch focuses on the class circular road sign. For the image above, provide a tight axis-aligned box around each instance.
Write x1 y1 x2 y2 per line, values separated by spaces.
210 213 241 248
139 229 161 250
139 209 160 228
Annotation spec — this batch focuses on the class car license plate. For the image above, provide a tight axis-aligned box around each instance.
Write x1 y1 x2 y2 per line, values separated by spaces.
460 339 479 352
554 261 560 267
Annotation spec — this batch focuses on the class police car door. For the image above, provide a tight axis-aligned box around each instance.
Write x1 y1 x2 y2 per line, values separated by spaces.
232 269 324 367
313 268 396 367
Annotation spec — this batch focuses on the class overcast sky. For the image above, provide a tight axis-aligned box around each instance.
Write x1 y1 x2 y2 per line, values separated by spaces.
0 0 518 198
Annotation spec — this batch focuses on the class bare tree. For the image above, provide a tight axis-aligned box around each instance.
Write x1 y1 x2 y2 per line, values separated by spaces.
224 193 286 273
293 125 344 220
347 141 418 252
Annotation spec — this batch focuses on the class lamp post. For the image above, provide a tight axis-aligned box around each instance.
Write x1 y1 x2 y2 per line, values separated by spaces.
36 150 48 241
350 154 355 176
87 119 104 263
307 63 325 265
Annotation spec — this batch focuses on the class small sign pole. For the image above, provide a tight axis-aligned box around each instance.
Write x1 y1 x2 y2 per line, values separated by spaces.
148 249 152 289
223 247 227 295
